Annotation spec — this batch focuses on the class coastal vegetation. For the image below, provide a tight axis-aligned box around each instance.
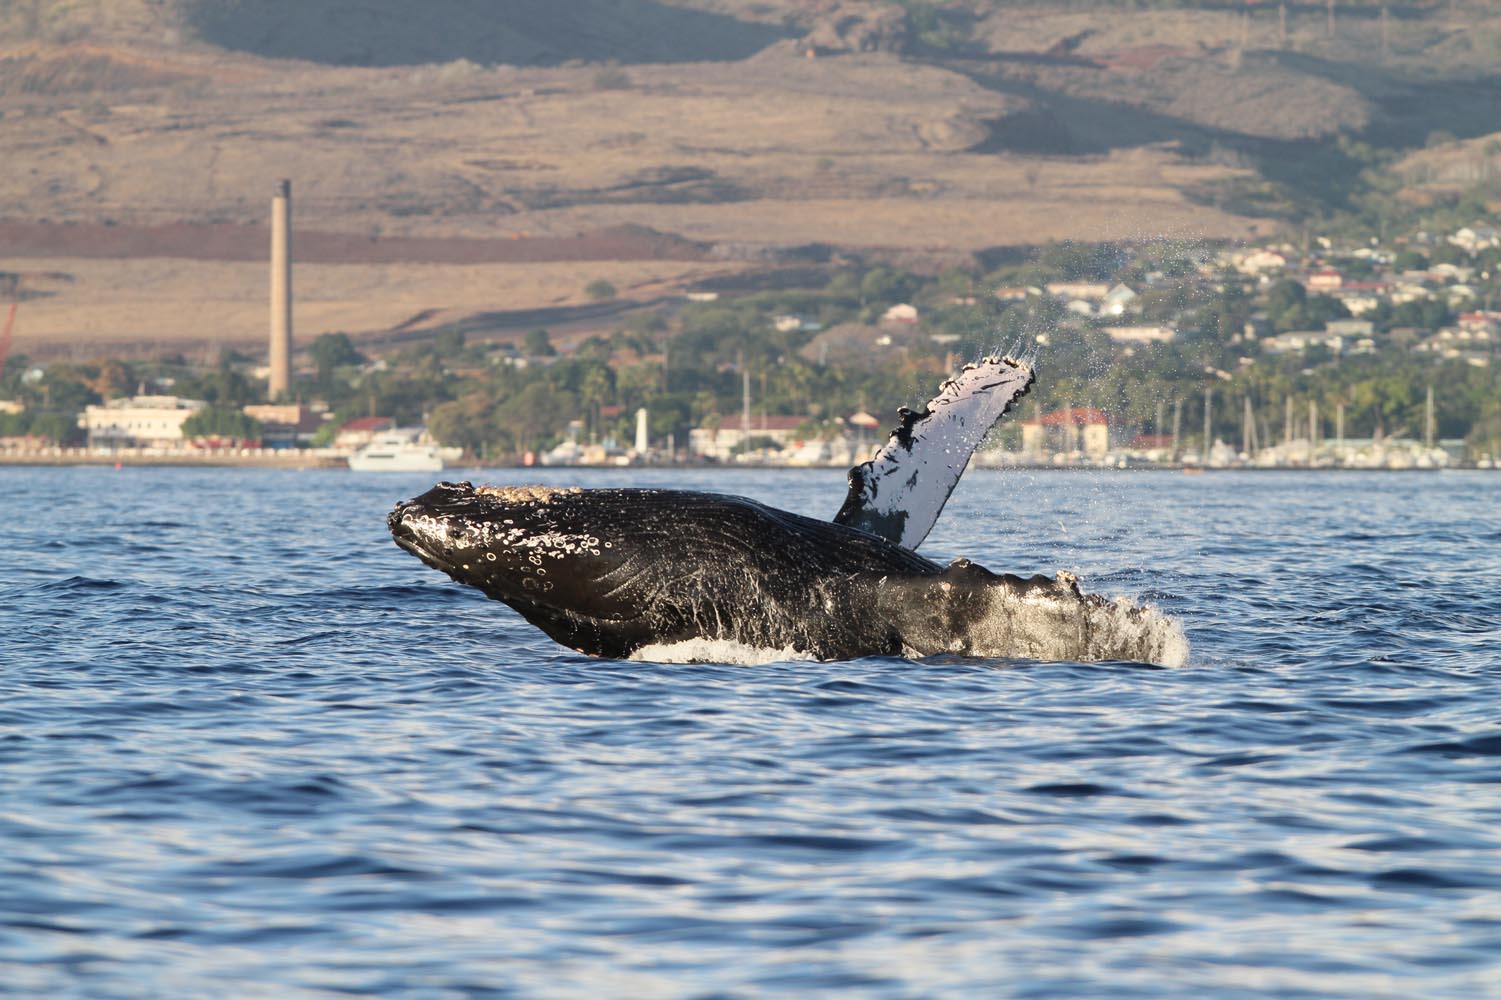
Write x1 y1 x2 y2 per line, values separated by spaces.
5 226 1498 459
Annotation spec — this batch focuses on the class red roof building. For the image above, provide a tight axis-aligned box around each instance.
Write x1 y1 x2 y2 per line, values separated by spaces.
334 416 395 449
1021 407 1110 457
1022 407 1109 428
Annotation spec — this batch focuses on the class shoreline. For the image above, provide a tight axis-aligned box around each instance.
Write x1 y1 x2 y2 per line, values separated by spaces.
0 450 348 469
0 451 1490 472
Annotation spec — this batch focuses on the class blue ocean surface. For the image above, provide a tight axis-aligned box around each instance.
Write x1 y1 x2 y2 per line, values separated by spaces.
2 466 1499 998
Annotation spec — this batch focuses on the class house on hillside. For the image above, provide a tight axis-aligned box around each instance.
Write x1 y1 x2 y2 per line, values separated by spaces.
1103 324 1175 344
1391 282 1434 306
1263 331 1343 356
1446 285 1478 307
880 303 919 325
1325 318 1375 339
1100 284 1138 317
1450 225 1500 253
1236 249 1288 275
1334 281 1389 316
1459 312 1501 337
1045 281 1110 301
1431 262 1475 283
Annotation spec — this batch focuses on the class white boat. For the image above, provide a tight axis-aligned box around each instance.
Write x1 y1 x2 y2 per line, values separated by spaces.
348 429 446 472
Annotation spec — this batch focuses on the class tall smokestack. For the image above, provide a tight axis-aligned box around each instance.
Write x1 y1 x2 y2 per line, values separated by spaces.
635 407 649 454
269 179 293 400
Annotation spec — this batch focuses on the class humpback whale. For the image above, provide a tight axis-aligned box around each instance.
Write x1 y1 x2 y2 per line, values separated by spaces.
388 356 1187 666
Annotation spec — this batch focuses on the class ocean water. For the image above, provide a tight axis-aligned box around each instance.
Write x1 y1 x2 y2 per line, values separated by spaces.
2 466 1498 998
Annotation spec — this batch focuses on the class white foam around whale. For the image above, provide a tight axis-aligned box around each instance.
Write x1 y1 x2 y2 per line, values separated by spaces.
945 587 1190 667
628 594 1189 667
629 638 818 665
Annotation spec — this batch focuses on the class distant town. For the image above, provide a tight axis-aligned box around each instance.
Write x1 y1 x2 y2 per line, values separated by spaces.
2 214 1499 472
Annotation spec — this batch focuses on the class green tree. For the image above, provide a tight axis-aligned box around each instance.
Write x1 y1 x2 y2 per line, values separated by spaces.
859 267 920 307
182 406 263 441
585 279 617 301
498 382 577 455
37 367 101 413
429 390 504 456
1466 398 1501 460
523 328 556 357
28 412 84 446
434 329 466 358
176 364 260 407
1394 249 1430 272
93 359 135 400
310 332 364 377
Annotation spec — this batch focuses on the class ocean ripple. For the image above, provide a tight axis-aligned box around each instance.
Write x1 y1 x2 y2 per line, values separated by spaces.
1 467 1498 998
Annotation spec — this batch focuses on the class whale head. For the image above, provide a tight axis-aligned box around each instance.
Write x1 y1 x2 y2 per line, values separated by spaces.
388 482 641 651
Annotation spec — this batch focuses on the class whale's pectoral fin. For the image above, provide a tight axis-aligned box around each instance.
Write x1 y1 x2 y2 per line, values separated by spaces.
833 354 1035 550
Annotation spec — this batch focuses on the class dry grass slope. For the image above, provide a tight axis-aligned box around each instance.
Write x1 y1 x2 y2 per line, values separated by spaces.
5 0 1495 356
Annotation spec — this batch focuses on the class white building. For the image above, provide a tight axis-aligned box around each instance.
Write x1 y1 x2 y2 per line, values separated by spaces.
1335 292 1383 316
81 395 205 448
1045 281 1110 301
1431 263 1475 283
689 415 818 461
1325 318 1375 338
1236 249 1288 275
1020 407 1110 458
1104 325 1176 344
1263 331 1343 355
1450 225 1500 253
1099 284 1138 317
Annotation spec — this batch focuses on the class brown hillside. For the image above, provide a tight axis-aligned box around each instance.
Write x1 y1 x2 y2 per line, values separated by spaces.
15 1 1499 354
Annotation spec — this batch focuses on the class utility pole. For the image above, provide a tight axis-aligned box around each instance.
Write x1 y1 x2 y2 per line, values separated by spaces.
1203 386 1213 462
1426 384 1435 449
742 363 751 444
1171 398 1182 463
1243 395 1254 456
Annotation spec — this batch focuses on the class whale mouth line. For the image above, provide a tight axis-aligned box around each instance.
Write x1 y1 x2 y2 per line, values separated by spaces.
389 507 460 575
